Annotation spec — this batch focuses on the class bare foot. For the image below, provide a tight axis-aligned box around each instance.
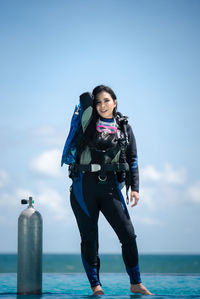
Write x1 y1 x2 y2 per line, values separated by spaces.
131 283 152 295
91 284 104 295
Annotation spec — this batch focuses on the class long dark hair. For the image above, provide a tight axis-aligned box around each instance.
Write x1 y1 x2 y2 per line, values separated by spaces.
77 85 117 158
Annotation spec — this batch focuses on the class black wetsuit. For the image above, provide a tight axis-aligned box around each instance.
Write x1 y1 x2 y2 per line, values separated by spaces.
70 117 141 287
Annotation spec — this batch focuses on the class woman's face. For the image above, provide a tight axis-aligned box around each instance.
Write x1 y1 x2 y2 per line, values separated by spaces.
95 91 117 119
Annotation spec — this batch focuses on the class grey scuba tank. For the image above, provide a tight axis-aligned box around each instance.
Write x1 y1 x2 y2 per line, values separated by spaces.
17 197 42 295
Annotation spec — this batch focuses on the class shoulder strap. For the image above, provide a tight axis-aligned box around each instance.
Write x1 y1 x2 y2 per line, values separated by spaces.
116 112 131 203
115 112 129 148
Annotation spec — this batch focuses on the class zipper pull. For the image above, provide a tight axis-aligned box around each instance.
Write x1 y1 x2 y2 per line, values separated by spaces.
75 105 80 115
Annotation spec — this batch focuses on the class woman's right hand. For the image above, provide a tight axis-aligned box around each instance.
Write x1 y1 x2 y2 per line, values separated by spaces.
130 191 139 207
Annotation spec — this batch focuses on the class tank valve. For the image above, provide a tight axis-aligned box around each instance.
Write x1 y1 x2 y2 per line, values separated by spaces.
21 197 34 206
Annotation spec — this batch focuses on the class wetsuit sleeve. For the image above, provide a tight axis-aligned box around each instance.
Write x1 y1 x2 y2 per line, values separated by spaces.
126 124 139 192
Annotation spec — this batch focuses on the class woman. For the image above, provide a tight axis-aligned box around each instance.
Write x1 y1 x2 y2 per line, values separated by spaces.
69 85 151 295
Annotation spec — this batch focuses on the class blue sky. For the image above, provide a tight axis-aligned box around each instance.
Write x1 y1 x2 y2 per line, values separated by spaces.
0 0 200 253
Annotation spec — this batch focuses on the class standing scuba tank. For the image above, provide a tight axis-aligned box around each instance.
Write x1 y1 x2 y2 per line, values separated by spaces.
17 197 42 295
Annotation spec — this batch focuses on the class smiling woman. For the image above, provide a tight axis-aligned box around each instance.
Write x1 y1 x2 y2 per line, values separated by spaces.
64 84 152 295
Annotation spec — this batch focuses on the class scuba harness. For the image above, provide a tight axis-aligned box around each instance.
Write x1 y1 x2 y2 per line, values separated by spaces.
61 94 131 203
115 112 131 203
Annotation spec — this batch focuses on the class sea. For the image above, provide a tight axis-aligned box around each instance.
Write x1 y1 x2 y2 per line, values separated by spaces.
0 254 200 298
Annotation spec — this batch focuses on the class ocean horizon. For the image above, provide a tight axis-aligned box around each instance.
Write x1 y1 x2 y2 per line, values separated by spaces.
1 254 200 298
1 253 200 274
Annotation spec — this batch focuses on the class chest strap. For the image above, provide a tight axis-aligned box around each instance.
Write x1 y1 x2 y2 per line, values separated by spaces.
69 162 129 176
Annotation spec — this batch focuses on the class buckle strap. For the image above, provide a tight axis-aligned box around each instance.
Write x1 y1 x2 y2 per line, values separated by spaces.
69 163 129 173
101 163 129 172
79 164 101 172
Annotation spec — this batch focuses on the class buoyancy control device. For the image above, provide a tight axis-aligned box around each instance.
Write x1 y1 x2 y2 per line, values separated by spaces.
61 92 93 166
61 94 131 202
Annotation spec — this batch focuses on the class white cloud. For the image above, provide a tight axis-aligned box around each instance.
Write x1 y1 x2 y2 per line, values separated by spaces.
139 187 157 210
141 163 186 185
0 170 10 188
30 149 62 177
136 164 188 211
188 181 200 204
140 165 161 182
37 186 69 220
164 164 186 184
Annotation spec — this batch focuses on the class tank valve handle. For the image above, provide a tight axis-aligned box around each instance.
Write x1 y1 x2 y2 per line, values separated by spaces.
21 199 28 204
21 197 34 206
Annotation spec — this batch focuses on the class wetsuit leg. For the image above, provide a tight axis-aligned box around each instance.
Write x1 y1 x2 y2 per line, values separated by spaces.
99 175 142 284
70 172 141 286
70 173 101 287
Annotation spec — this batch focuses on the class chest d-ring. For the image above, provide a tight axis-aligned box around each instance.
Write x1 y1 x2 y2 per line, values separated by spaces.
98 175 107 182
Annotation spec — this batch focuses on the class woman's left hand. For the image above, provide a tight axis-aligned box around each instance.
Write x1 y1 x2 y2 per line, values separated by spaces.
130 191 139 207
